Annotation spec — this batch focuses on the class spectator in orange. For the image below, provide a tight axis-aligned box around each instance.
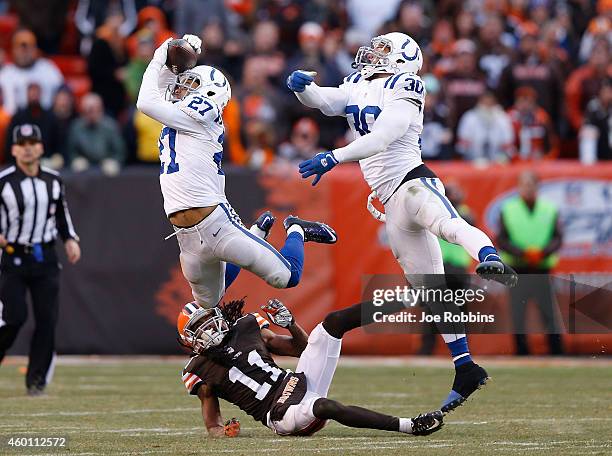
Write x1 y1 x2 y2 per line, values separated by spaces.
277 117 323 164
508 86 559 160
565 38 611 132
126 6 173 58
427 19 455 77
88 13 128 116
0 89 10 164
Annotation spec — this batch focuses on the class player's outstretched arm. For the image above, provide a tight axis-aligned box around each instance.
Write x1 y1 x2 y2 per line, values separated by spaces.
197 385 240 438
260 299 308 357
333 99 418 162
136 39 204 132
298 99 419 185
287 70 348 117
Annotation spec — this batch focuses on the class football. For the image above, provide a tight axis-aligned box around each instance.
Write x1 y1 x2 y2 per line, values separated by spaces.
165 38 198 74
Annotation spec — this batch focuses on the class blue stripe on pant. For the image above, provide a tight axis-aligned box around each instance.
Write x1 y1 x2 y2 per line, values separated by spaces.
420 178 458 219
219 204 304 288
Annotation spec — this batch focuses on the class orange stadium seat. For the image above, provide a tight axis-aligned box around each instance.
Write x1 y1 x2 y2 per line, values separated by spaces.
66 75 91 100
0 14 18 51
50 55 87 77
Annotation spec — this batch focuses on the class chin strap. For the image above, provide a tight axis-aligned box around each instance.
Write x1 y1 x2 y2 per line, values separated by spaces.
367 191 386 222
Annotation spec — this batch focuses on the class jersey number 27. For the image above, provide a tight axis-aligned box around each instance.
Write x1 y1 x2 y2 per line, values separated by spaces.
159 127 179 175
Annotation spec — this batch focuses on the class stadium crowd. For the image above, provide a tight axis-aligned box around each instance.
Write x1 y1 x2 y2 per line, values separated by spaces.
0 0 609 174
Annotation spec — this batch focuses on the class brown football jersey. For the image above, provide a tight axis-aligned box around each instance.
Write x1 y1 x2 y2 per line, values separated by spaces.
181 313 288 424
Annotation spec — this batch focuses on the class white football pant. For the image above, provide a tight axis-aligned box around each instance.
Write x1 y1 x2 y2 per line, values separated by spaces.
175 203 293 308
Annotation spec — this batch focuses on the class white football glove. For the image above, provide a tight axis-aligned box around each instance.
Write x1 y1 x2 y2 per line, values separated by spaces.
367 191 386 222
182 34 202 55
152 37 173 64
261 299 294 328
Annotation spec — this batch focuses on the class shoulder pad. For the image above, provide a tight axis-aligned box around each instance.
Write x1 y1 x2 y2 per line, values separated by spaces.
178 94 221 124
250 312 270 329
343 72 363 84
384 73 426 105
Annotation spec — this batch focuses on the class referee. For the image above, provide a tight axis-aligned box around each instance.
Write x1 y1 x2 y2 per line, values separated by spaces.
0 124 81 396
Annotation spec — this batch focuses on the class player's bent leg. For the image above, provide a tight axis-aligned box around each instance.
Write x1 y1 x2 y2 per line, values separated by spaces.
384 203 489 414
295 323 342 397
212 204 303 288
396 179 517 287
312 398 444 436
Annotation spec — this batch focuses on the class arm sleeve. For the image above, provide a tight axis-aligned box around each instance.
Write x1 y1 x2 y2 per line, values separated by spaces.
295 82 349 117
333 99 418 163
55 179 79 242
136 59 207 133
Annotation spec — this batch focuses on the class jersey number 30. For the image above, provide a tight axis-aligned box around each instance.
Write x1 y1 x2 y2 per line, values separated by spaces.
345 105 382 136
228 350 283 400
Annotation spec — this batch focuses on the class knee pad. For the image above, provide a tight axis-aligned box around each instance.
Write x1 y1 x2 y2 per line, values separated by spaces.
438 217 469 244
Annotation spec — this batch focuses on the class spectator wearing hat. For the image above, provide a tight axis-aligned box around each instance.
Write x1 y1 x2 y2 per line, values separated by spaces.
457 91 515 162
0 29 63 115
442 39 488 131
286 22 343 88
507 86 559 160
87 12 128 117
277 117 324 164
0 123 81 396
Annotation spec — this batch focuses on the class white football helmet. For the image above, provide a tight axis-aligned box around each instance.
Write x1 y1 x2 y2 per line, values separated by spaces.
353 32 423 78
166 65 232 110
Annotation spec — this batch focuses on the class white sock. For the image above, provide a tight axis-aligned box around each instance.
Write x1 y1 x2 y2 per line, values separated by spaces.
441 333 467 344
249 224 266 239
398 417 413 434
287 224 305 239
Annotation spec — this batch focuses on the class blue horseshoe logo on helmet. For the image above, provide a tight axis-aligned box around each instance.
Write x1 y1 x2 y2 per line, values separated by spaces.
401 39 419 61
210 68 228 88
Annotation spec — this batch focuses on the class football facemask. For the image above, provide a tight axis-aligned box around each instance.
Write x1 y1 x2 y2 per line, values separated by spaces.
182 307 229 354
166 72 201 102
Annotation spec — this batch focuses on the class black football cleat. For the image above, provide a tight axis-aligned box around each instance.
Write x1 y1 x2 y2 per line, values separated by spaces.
410 410 444 436
476 260 518 287
253 210 276 239
441 362 490 414
283 216 337 244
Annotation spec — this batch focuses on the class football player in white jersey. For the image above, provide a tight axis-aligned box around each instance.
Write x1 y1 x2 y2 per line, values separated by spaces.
287 32 518 414
137 36 337 310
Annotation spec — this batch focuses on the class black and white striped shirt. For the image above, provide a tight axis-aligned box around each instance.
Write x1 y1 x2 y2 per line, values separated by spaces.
0 165 78 245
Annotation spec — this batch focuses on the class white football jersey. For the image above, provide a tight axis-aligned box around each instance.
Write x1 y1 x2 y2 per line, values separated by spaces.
340 71 426 203
158 93 227 216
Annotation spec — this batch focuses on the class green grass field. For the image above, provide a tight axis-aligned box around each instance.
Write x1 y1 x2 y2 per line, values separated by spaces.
0 357 610 455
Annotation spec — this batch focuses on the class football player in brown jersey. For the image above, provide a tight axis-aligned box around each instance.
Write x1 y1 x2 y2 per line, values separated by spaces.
178 298 444 437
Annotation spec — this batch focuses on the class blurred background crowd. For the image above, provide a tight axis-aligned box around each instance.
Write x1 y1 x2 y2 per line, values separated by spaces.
0 0 610 174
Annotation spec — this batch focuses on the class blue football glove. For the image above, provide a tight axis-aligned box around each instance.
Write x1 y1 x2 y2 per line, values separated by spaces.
298 151 338 186
287 70 315 93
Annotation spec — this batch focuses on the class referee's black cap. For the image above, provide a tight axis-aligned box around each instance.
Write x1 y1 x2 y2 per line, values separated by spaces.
12 123 42 145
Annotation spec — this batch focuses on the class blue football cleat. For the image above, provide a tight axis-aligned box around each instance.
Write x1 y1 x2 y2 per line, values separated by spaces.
283 216 337 244
476 259 518 287
253 210 276 239
441 363 490 414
